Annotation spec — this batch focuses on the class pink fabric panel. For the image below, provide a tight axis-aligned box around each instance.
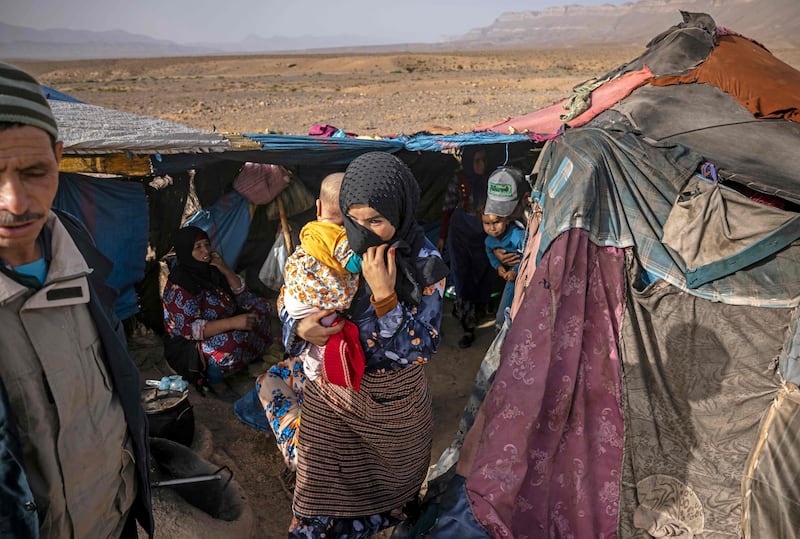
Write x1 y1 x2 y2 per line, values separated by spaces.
233 162 290 205
463 229 627 538
509 207 542 321
475 66 654 136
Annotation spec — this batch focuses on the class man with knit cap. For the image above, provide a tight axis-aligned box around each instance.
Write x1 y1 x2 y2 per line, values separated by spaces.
0 62 153 537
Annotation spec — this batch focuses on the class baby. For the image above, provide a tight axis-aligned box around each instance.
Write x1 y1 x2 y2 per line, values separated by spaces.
282 172 365 389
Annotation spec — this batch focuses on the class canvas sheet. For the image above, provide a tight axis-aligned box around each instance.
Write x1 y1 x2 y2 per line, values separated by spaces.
618 267 791 537
742 382 800 538
605 11 716 77
779 308 800 385
650 34 800 123
475 66 653 137
605 83 800 205
534 128 800 307
661 174 800 289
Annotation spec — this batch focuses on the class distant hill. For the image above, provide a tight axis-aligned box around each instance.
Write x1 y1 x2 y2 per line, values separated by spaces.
1 0 797 61
0 22 222 59
453 0 799 49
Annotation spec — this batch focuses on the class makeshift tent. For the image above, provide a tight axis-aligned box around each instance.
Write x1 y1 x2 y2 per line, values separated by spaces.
417 11 800 539
46 90 539 327
47 95 232 321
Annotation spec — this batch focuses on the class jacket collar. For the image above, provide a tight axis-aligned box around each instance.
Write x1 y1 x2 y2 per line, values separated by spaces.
0 211 92 305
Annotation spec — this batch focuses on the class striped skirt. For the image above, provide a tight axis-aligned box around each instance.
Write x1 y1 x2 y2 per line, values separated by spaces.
293 364 433 518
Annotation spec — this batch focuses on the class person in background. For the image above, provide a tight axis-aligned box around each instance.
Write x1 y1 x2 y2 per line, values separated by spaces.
243 151 448 538
481 167 529 331
0 62 153 537
162 225 272 391
439 145 505 348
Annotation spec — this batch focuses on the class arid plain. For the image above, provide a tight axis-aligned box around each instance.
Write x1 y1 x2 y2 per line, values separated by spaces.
18 47 800 137
17 45 783 137
12 45 800 538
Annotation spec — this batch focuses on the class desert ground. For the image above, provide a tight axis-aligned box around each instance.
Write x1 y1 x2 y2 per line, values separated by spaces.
11 45 800 538
23 45 800 137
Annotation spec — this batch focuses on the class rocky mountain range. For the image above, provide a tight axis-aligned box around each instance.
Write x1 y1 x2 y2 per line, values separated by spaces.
1 0 797 60
453 0 798 49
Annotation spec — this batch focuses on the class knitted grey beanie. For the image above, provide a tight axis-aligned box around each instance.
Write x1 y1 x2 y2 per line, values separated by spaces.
0 62 58 139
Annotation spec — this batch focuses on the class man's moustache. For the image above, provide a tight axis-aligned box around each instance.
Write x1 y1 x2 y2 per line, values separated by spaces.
0 211 45 226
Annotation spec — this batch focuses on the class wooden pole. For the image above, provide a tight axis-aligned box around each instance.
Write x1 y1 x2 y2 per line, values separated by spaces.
276 194 292 253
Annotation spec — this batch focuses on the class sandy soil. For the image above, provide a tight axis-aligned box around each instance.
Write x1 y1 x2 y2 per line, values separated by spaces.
18 46 800 137
18 48 655 137
129 297 499 538
13 46 800 538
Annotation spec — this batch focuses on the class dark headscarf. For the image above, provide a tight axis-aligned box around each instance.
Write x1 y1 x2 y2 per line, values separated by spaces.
168 226 232 297
340 152 449 305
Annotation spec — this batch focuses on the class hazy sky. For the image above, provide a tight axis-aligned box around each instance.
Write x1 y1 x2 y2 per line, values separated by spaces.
4 0 629 45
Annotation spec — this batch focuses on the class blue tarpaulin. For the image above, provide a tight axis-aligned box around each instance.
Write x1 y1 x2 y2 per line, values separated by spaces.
183 190 252 269
398 131 533 152
151 131 535 175
54 174 149 320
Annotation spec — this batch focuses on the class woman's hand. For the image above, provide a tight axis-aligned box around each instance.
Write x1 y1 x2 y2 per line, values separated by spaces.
210 251 243 290
202 311 258 338
361 244 396 302
296 309 344 347
494 248 520 268
209 251 231 273
231 312 258 331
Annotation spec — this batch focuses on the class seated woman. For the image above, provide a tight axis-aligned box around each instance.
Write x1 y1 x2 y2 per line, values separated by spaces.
162 226 272 391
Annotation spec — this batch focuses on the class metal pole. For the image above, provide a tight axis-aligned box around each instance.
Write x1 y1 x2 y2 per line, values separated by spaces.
151 474 222 488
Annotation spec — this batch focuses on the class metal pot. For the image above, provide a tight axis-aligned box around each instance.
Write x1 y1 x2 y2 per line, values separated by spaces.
142 387 195 447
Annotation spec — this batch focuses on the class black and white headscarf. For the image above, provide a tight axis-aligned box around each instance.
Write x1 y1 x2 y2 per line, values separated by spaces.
340 152 449 305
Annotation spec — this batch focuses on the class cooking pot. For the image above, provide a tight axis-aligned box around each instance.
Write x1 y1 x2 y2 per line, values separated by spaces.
142 387 195 447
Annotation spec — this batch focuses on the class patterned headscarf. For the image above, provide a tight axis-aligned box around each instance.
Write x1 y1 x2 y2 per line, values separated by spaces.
340 152 449 305
168 226 231 297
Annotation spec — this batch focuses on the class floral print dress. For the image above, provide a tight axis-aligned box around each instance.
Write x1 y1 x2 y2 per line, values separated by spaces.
162 279 272 379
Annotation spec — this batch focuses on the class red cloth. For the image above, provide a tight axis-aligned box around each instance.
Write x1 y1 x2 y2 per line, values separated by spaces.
650 35 800 123
475 66 653 137
322 318 366 391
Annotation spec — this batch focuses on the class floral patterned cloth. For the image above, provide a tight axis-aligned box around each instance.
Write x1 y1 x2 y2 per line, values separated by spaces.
462 229 627 538
288 512 401 539
257 356 306 470
162 279 272 377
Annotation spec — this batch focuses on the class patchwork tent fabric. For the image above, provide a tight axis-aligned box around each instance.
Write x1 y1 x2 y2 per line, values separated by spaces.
416 11 800 539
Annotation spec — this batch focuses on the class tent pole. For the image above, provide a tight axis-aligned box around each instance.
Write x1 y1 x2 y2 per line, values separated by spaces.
277 194 293 253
